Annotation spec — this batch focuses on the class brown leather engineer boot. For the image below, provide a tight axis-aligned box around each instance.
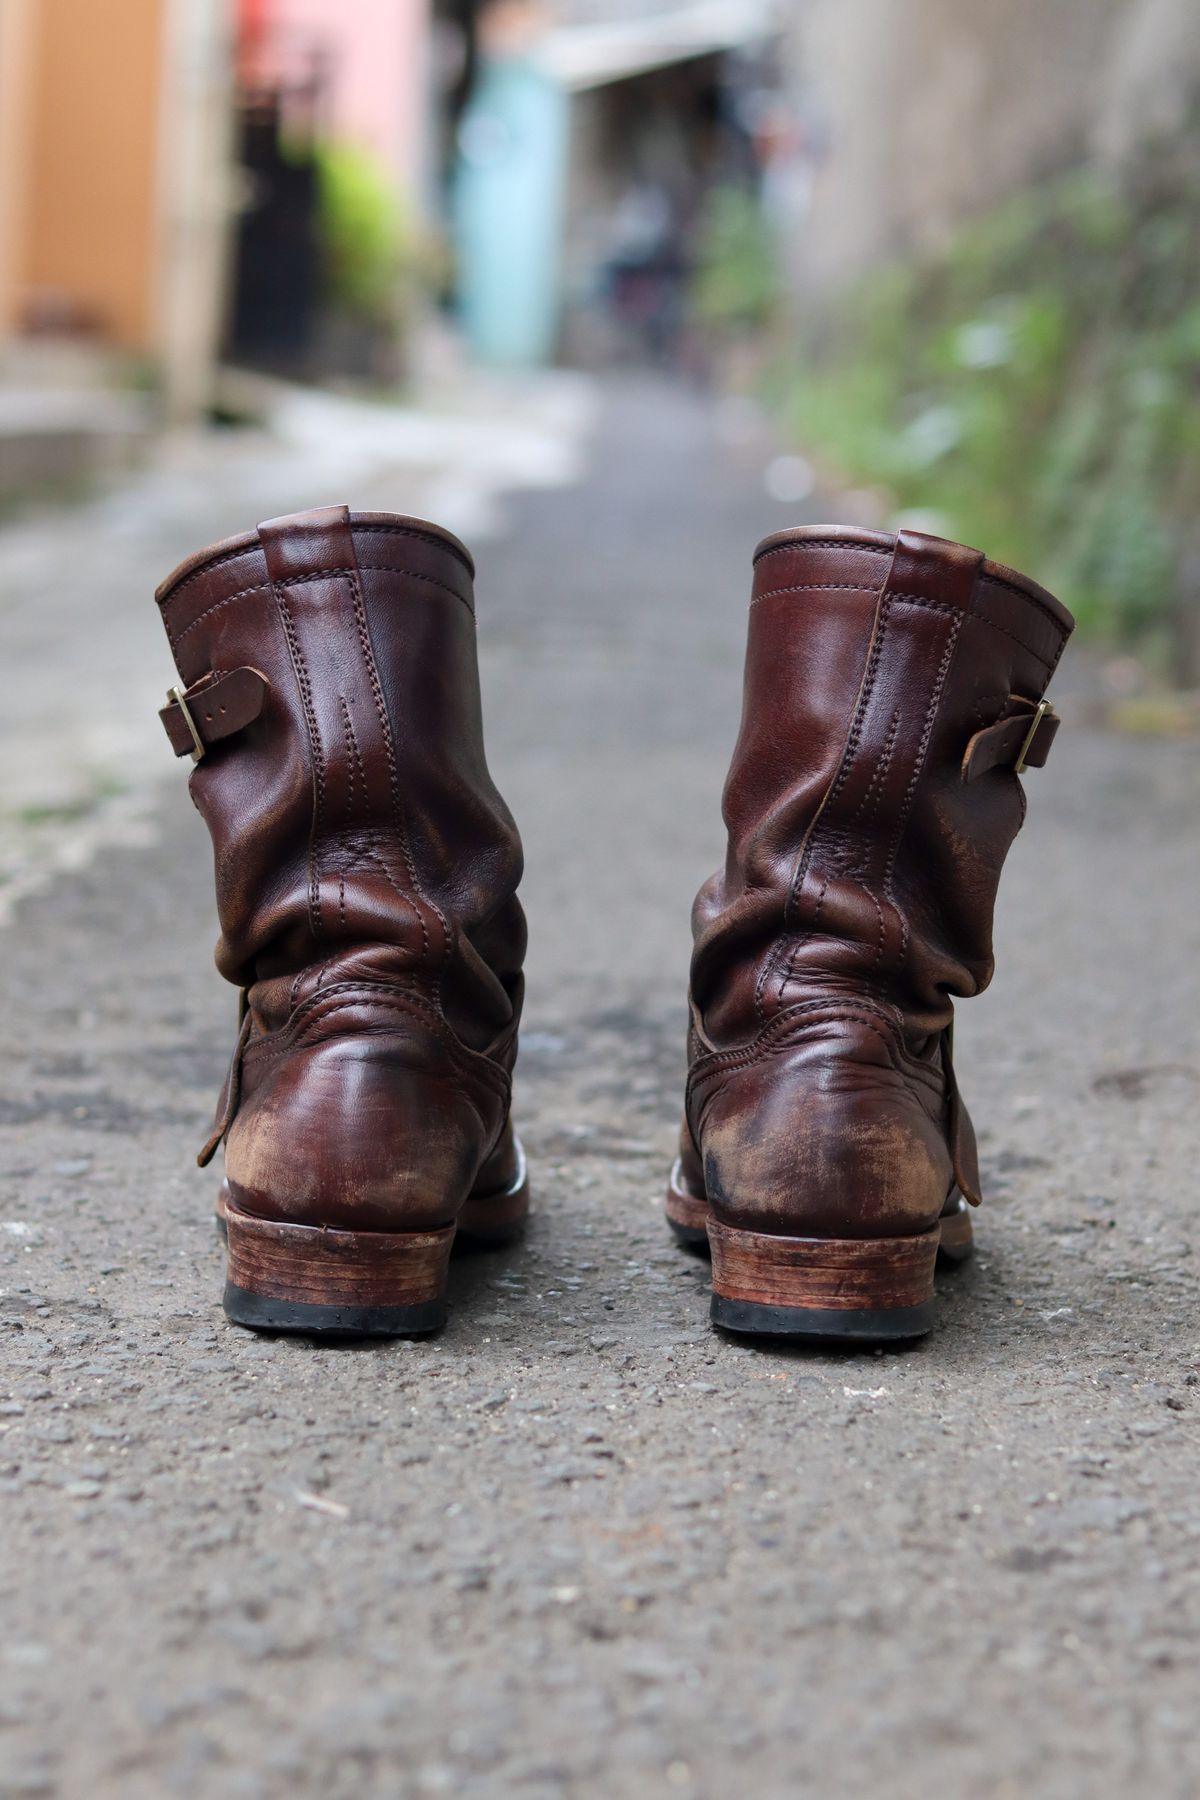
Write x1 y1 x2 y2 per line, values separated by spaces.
156 505 527 1335
667 527 1072 1342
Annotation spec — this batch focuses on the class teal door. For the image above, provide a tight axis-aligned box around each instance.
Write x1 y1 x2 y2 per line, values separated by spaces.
454 56 569 368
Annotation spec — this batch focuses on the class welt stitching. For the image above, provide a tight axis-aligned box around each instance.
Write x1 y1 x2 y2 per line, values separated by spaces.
885 610 963 965
886 592 956 609
781 590 891 986
691 1014 894 1093
298 991 502 1062
755 537 1068 633
750 537 1069 635
279 565 474 615
849 706 900 836
273 589 324 939
291 995 510 1094
966 607 1056 667
342 710 355 818
692 1011 944 1104
347 569 435 972
690 1011 906 1115
158 545 261 606
818 592 891 816
750 580 881 607
809 870 831 936
868 881 887 970
167 582 271 647
1047 621 1070 678
245 1009 510 1103
780 873 831 1011
753 539 892 565
980 572 1066 633
289 978 441 1027
752 937 790 1024
345 838 431 938
743 577 1062 666
691 991 942 1090
339 695 366 815
783 586 892 975
895 591 1057 665
694 994 902 1073
167 561 474 649
247 986 444 1052
346 521 474 574
290 1021 508 1104
308 1020 504 1082
160 523 471 607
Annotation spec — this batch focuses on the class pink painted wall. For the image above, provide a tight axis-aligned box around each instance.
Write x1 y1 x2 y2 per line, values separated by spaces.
257 0 430 193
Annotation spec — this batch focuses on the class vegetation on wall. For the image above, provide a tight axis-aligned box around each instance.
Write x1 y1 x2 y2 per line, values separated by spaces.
315 141 405 325
776 129 1200 672
314 141 443 362
691 183 782 333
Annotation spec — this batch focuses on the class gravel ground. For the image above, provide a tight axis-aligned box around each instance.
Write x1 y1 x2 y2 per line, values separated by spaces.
1 379 1198 1799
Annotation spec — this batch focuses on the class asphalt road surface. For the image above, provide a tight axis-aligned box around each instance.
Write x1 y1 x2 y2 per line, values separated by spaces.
2 379 1198 1799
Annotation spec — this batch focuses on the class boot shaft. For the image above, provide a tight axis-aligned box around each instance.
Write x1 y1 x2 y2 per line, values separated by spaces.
691 527 1073 1041
156 505 525 1049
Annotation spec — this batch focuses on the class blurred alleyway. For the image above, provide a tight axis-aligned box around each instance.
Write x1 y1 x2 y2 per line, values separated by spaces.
2 377 1199 1798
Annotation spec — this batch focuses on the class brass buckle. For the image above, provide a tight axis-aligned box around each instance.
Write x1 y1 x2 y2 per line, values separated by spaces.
1014 698 1054 776
167 684 205 763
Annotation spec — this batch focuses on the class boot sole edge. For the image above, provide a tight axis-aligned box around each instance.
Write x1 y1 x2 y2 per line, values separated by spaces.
223 1283 445 1337
711 1293 937 1341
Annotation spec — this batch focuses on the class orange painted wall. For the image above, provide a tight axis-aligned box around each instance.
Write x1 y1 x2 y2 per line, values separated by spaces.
22 0 166 347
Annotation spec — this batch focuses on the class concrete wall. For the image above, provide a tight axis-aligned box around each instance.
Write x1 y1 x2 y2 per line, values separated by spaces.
262 0 431 195
21 0 167 344
782 0 1200 296
0 0 234 417
0 0 37 338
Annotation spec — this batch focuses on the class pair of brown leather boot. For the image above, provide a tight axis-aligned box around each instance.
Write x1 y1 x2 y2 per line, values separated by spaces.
157 506 1069 1343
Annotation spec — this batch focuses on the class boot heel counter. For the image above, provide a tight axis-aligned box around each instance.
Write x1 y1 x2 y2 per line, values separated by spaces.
693 1019 954 1241
225 1000 509 1233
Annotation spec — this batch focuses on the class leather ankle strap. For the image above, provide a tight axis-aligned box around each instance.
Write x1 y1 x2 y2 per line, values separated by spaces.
962 696 1059 782
160 667 269 760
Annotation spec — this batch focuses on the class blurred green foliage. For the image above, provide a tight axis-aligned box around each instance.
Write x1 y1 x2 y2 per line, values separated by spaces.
778 137 1200 658
315 141 403 322
314 141 445 333
691 184 782 330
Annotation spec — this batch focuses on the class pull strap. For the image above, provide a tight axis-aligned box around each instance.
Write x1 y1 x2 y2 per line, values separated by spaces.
257 502 357 585
160 667 269 760
962 696 1059 783
887 527 984 610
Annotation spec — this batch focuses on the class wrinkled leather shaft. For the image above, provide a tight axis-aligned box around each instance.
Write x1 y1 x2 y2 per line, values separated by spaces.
156 505 526 1232
683 526 1073 1240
